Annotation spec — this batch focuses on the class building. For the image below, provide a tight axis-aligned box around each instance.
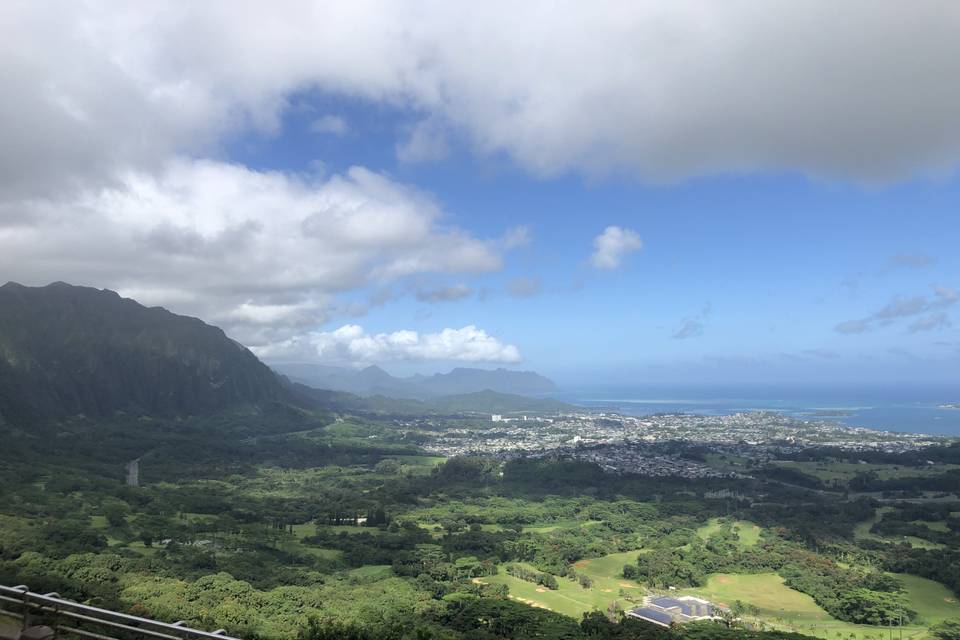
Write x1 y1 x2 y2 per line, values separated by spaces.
627 595 724 627
491 414 503 422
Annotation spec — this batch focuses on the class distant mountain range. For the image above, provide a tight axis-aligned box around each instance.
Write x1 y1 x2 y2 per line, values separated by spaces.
0 282 570 425
273 362 559 399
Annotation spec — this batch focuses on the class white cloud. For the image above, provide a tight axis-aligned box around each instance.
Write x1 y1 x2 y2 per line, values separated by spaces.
254 324 521 364
396 120 449 164
0 158 503 349
5 2 960 193
835 285 958 334
590 226 643 269
310 115 348 135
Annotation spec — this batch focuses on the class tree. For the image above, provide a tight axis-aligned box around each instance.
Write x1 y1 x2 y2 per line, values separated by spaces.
931 619 960 640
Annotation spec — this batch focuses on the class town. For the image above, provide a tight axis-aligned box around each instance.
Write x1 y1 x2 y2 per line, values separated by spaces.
408 410 950 478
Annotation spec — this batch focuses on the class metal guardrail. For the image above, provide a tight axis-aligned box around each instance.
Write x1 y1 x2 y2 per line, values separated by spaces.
0 585 243 640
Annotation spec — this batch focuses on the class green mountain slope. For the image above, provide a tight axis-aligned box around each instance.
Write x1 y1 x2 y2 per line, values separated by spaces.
0 282 287 423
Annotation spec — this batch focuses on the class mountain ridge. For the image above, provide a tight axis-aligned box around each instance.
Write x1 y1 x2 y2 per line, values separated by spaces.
271 362 558 399
0 281 288 423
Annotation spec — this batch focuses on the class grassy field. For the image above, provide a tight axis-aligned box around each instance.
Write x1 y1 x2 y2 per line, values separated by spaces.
772 461 960 484
912 520 950 533
680 573 940 640
488 546 956 640
577 549 649 579
854 507 945 550
696 518 762 548
893 573 960 625
523 519 603 534
393 455 446 468
347 565 393 579
484 559 644 617
278 538 343 561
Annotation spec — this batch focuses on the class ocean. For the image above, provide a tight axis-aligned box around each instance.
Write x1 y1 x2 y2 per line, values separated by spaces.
558 384 960 437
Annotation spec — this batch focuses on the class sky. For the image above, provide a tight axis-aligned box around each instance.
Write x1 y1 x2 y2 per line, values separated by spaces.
1 1 959 386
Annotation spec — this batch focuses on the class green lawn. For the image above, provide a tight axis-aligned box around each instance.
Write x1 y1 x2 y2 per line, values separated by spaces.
278 538 343 561
893 572 960 625
696 518 762 548
394 455 446 468
484 571 629 617
523 519 603 534
912 520 950 533
773 461 960 484
680 573 936 640
854 508 945 550
577 549 649 579
348 565 393 579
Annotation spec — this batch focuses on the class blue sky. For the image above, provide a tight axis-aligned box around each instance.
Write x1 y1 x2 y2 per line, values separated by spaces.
229 96 960 383
2 3 959 385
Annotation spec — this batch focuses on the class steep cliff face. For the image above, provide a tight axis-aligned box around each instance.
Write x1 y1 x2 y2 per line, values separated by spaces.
0 282 286 423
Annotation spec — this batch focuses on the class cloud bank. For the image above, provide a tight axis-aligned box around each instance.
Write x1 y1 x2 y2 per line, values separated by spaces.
254 324 521 364
0 159 503 352
5 1 960 195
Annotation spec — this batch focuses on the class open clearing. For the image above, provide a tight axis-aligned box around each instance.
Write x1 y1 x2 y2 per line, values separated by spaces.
772 461 960 484
696 518 762 548
522 519 603 534
493 555 956 640
577 549 649 579
854 507 945 550
680 573 942 640
893 572 960 624
485 572 626 617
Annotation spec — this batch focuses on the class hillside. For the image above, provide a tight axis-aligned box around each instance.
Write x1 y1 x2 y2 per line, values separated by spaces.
0 282 287 423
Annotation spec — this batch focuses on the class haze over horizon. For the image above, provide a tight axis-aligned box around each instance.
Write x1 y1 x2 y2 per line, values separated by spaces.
2 2 959 386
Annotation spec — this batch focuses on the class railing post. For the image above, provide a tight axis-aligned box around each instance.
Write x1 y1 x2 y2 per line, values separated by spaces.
20 587 31 630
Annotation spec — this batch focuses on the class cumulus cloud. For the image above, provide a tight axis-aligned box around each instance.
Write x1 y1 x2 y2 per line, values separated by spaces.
835 285 958 334
310 115 348 136
590 226 643 269
4 2 960 194
254 324 521 364
0 159 504 350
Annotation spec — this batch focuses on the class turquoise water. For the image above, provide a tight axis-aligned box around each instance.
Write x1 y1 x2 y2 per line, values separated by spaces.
559 384 960 436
